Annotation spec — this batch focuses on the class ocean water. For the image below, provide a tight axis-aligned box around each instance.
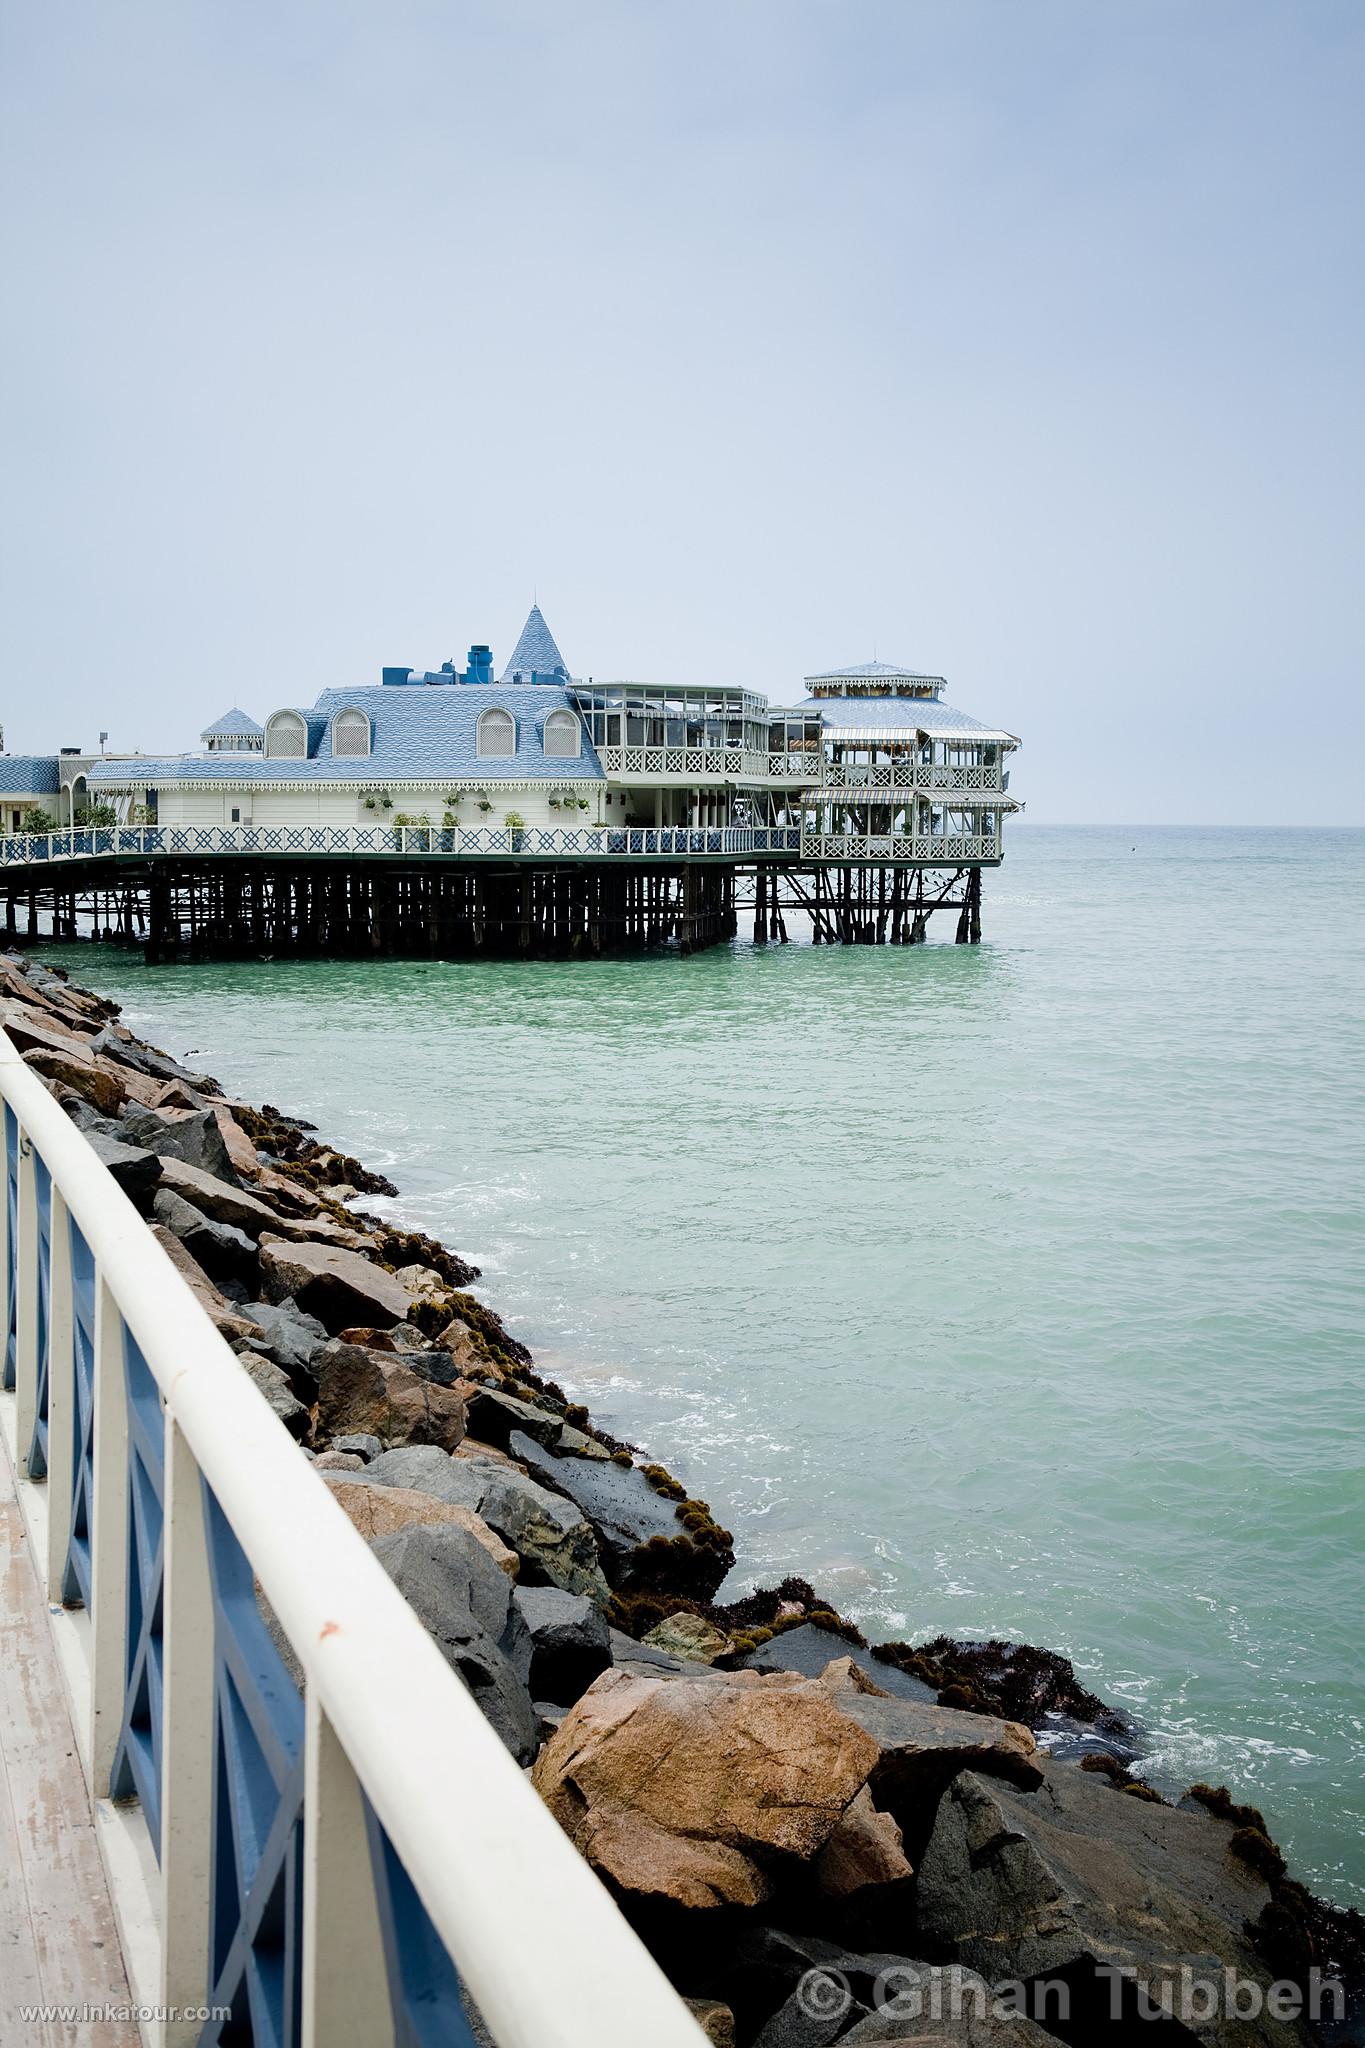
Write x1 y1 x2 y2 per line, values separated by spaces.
50 826 1365 1902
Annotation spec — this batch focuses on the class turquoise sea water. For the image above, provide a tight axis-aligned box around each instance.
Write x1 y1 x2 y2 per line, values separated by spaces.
50 826 1365 1902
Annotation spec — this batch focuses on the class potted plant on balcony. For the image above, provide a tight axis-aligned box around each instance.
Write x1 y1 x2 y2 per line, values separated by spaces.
503 810 526 851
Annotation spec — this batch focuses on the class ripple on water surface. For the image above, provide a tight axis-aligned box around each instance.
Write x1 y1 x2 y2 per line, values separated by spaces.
60 826 1365 1903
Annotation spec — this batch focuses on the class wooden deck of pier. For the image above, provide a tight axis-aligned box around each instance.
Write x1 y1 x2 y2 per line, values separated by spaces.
0 1441 139 2048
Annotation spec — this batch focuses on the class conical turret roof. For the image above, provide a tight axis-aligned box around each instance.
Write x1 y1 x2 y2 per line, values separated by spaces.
501 604 568 681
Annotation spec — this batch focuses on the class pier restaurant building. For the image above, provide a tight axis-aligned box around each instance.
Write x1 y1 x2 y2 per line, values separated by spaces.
81 607 1020 858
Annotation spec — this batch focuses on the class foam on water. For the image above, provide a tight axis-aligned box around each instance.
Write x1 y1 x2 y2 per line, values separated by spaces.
57 825 1365 1902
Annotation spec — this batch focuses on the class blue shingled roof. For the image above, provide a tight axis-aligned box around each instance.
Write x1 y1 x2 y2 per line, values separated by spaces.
201 708 263 737
501 605 568 680
0 756 60 794
90 684 603 786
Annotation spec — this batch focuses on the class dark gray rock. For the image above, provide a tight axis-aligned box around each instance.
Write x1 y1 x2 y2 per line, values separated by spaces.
84 1130 162 1201
152 1188 258 1284
60 1092 115 1135
840 1970 1059 2044
365 1445 610 1608
735 1624 937 1703
916 1763 1304 2045
363 1444 465 1491
370 1522 537 1763
392 1347 463 1389
511 1586 611 1703
509 1433 681 1562
752 1988 866 2048
607 1626 684 1673
234 1349 309 1439
714 1929 920 2048
238 1298 331 1383
463 1384 566 1451
121 1105 238 1183
331 1431 383 1462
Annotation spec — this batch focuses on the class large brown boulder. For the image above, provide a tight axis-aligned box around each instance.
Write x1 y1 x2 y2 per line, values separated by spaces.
812 1783 914 1907
259 1235 412 1332
533 1667 881 1911
23 1046 126 1115
1 997 98 1056
322 1476 516 1574
916 1763 1310 2045
314 1341 467 1451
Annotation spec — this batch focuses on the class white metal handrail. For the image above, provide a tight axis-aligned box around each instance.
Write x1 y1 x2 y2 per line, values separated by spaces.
0 1029 701 2048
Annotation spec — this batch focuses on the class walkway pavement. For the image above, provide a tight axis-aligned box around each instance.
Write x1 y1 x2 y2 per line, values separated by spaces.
0 1440 139 2048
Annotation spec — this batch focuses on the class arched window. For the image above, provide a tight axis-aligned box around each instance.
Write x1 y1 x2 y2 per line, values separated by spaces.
331 708 371 757
476 708 516 758
542 709 581 759
265 711 308 759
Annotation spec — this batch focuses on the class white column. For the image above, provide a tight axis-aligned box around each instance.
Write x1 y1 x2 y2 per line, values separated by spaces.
14 1135 39 1467
89 1277 131 1793
159 1414 217 2048
43 1188 75 1603
301 1691 397 2048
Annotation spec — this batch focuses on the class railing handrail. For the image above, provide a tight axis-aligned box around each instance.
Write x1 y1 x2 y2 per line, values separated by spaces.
0 1029 700 2047
0 821 1004 870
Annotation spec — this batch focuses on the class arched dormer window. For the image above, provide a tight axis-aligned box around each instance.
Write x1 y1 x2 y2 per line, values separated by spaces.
542 709 581 759
331 708 371 757
264 710 308 759
476 707 516 758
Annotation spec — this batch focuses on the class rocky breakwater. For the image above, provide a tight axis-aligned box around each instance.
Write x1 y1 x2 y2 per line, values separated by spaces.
5 950 1362 2048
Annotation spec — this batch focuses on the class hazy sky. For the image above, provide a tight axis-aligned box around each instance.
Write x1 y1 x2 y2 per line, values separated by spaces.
2 2 1361 822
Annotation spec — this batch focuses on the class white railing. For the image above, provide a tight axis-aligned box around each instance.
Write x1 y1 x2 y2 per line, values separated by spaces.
0 1031 701 2048
807 762 1004 793
0 824 806 866
596 745 763 780
0 823 1005 872
798 831 1001 863
922 763 1003 791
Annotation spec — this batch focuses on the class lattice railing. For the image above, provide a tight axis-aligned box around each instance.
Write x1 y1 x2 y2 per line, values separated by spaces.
0 824 808 865
0 1033 700 2048
596 746 761 778
798 832 1001 863
0 823 1005 870
920 763 1003 791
